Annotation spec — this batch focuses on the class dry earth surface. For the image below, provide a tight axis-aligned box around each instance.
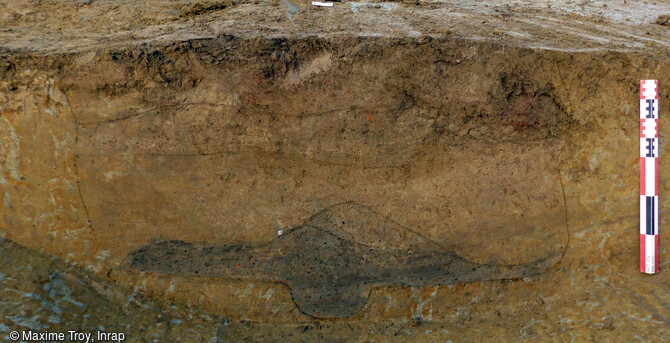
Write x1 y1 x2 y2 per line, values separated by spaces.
2 0 670 341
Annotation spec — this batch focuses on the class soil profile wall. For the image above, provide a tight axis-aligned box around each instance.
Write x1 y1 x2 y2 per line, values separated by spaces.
1 36 669 340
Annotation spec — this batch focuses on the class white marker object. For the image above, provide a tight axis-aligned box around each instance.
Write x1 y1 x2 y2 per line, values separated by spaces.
312 1 334 6
640 79 659 274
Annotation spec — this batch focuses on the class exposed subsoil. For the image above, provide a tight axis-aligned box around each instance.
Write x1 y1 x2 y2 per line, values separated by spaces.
2 0 670 341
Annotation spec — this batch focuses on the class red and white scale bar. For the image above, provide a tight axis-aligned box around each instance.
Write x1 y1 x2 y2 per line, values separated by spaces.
641 79 659 274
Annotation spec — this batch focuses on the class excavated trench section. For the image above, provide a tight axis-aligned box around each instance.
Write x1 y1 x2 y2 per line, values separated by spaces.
1 36 670 340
